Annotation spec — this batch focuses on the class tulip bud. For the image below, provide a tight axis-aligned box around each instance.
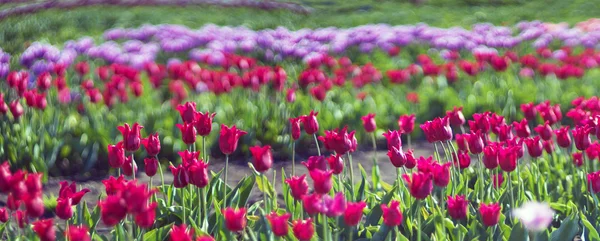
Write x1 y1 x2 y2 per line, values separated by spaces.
309 169 333 194
223 207 247 232
141 133 161 156
301 111 319 135
381 200 403 227
144 157 158 177
32 219 55 241
292 218 314 241
249 145 273 173
447 195 468 220
361 113 377 133
479 203 501 226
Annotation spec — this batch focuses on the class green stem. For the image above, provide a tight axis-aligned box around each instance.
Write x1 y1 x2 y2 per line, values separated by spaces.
371 132 381 191
202 136 207 163
477 154 485 202
262 173 270 213
201 187 207 230
224 154 229 209
292 141 296 177
347 153 355 198
313 133 321 156
417 201 422 241
508 171 515 210
158 161 165 187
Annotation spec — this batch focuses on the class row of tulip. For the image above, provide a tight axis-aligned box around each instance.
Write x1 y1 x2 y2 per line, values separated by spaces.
4 94 600 240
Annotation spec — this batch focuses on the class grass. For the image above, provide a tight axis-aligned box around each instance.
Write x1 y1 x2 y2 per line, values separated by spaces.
1 0 600 54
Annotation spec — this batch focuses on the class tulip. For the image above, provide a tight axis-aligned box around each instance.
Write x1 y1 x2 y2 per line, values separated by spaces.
573 125 593 151
169 164 189 188
292 218 314 241
286 88 296 103
102 175 126 196
249 145 273 173
25 195 44 218
499 147 519 172
301 111 319 135
361 113 377 133
32 219 55 241
534 121 553 141
267 212 291 237
9 100 23 119
513 119 531 138
479 202 501 226
223 207 247 232
194 112 216 136
122 182 155 214
447 195 468 220
170 224 194 241
176 102 197 124
219 124 247 155
416 156 435 174
188 160 209 188
13 210 26 228
381 200 403 226
472 113 491 133
455 134 468 152
432 162 452 187
588 171 600 193
496 124 514 142
0 162 10 193
122 156 138 177
108 143 126 168
543 140 555 154
382 130 402 150
37 72 52 91
66 225 91 241
56 197 73 220
197 236 216 241
144 157 158 177
290 117 302 140
327 154 344 175
521 103 537 120
524 136 543 158
141 133 161 156
135 202 157 229
421 117 453 143
285 175 309 201
75 62 89 76
302 193 324 216
492 173 504 188
403 172 433 199
309 169 333 194
179 150 200 167
387 146 407 168
405 149 417 169
58 181 90 206
0 208 7 223
117 123 143 152
176 123 197 145
344 201 366 226
319 126 356 155
447 107 465 126
452 150 471 169
482 145 499 169
555 127 572 148
302 156 328 171
398 114 416 134
98 195 127 226
25 173 43 195
465 131 484 154
573 152 584 167
323 192 347 217
10 170 26 199
512 201 555 232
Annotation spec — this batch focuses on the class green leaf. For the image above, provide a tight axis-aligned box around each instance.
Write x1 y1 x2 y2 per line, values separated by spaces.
231 176 256 207
371 224 391 241
365 184 397 226
508 223 528 241
143 223 173 241
580 214 600 241
550 216 580 241
82 202 93 228
357 163 368 202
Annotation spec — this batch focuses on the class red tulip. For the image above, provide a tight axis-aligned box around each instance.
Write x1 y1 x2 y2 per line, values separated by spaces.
403 172 433 199
102 175 126 196
382 130 402 150
524 136 543 158
176 123 197 145
405 149 417 169
452 150 471 169
455 134 468 152
194 112 216 136
543 140 555 154
398 114 416 134
361 113 377 133
56 197 73 220
290 117 302 140
387 146 407 168
122 182 155 214
302 156 327 171
66 225 91 241
302 193 324 216
482 145 499 169
122 156 137 177
588 171 600 193
309 169 333 194
521 103 537 120
420 116 452 143
117 123 144 152
135 202 157 229
292 218 314 241
170 224 193 241
0 208 7 223
188 160 209 188
573 125 593 151
9 170 26 199
169 164 189 188
447 107 465 126
323 192 347 217
573 152 584 167
465 131 484 154
179 150 200 168
432 162 452 187
301 111 319 135
0 162 10 193
75 62 89 76
491 55 508 71
249 145 273 173
267 212 291 237
141 133 161 156
219 124 247 155
447 195 468 220
108 143 126 168
144 157 158 177
319 126 356 155
496 124 514 142
9 100 23 119
99 195 127 226
555 126 572 148
327 154 344 175
285 175 309 201
223 207 247 232
33 219 55 241
381 200 403 227
416 156 435 174
492 173 504 188
286 88 296 103
498 147 518 172
176 102 197 124
344 201 366 226
534 121 553 141
26 173 43 195
459 60 479 76
13 210 26 228
196 236 216 241
479 203 501 226
25 195 44 218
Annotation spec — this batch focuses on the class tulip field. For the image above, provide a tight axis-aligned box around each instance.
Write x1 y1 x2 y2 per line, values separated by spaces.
4 0 600 240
